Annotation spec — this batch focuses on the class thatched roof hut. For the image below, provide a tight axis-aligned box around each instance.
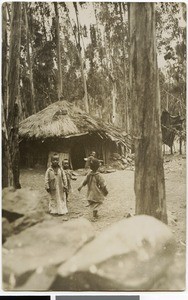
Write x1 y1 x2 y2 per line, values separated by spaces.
19 101 131 169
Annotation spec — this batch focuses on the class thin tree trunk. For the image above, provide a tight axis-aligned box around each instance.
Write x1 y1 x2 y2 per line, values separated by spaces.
54 2 63 100
109 52 117 124
2 105 12 188
127 3 132 135
166 93 169 110
112 83 116 124
179 132 182 155
2 3 12 188
2 3 8 119
6 2 22 188
73 2 89 113
119 3 129 131
24 3 36 113
79 49 89 113
129 3 167 223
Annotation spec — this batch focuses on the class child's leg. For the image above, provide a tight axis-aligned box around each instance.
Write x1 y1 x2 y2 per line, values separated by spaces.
49 191 57 214
92 203 101 218
66 191 69 202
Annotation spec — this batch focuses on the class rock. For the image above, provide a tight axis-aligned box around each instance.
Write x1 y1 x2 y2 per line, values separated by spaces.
121 158 128 164
168 211 178 225
112 153 121 160
124 212 133 218
14 265 58 291
152 252 185 290
3 218 94 290
2 188 41 222
2 218 13 243
126 157 132 163
13 211 46 234
57 215 177 291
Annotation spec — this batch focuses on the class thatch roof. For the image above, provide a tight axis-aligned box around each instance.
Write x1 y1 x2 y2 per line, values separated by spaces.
19 101 132 148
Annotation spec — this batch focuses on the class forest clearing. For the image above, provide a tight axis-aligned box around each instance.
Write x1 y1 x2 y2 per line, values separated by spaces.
2 153 186 291
20 154 186 249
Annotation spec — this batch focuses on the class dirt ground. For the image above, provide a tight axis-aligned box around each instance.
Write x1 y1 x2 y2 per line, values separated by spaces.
20 154 186 253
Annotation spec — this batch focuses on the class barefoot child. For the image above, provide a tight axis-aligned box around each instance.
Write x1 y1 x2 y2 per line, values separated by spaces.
45 153 68 215
78 158 108 220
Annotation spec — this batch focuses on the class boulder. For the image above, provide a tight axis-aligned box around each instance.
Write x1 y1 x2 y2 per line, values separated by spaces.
2 218 13 243
57 215 177 291
151 251 185 290
3 218 94 290
13 211 46 234
14 265 58 291
121 158 128 165
2 188 41 222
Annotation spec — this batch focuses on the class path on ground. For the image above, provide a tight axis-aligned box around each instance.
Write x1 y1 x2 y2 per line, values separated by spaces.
20 155 186 252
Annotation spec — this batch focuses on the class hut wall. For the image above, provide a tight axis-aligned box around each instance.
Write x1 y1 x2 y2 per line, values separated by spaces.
46 139 72 167
19 140 49 168
83 135 103 160
102 140 119 164
20 134 124 169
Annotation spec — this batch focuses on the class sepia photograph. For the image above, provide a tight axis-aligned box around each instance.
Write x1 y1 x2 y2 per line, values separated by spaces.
2 1 186 292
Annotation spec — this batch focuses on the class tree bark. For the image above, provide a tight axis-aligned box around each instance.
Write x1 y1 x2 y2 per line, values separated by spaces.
119 3 129 132
179 132 182 154
2 3 8 119
73 2 89 113
5 2 22 188
112 82 116 124
24 3 36 114
2 4 12 188
54 2 63 100
129 3 167 223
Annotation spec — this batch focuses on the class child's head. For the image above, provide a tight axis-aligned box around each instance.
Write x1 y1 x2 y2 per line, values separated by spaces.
62 158 69 170
90 151 96 157
51 153 59 167
90 158 100 172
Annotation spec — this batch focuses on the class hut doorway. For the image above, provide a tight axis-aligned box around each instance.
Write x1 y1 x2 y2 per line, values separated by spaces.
71 143 86 170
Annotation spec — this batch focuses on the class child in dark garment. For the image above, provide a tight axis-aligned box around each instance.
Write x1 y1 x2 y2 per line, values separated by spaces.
84 151 96 170
62 158 77 202
78 158 108 220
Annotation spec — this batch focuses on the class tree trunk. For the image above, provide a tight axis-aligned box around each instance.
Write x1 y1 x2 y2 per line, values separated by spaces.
129 3 167 223
179 132 182 154
2 4 12 188
73 2 89 113
24 3 36 114
54 2 63 100
112 83 116 124
127 3 132 134
119 3 129 132
2 108 12 188
5 2 22 188
2 3 8 119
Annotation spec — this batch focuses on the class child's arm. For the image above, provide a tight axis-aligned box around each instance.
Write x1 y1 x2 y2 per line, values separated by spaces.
78 185 83 192
45 169 50 193
61 168 68 191
70 171 77 181
78 174 89 191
